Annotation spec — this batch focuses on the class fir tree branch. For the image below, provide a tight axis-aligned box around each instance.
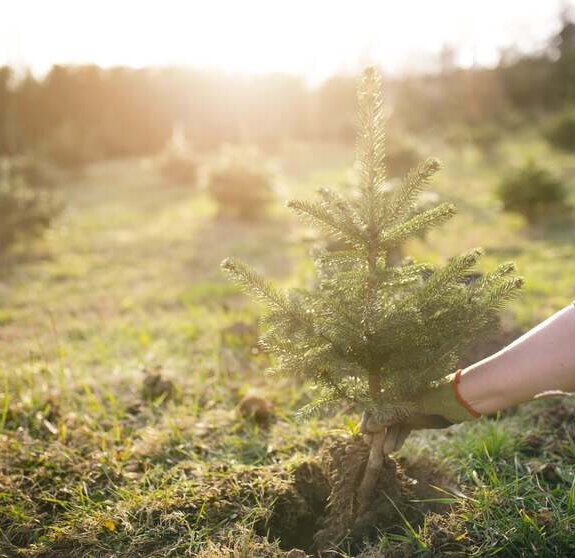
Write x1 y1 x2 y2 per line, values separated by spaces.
287 199 366 245
378 262 432 285
313 248 366 278
245 275 366 383
381 202 456 246
221 258 291 312
420 247 484 300
387 157 442 223
317 187 366 235
476 261 517 289
295 392 340 420
483 276 524 309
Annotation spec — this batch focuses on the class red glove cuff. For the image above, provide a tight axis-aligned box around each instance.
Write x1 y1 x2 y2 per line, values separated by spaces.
453 369 482 418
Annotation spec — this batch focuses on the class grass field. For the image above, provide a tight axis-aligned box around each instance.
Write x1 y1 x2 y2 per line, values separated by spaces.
1 135 575 557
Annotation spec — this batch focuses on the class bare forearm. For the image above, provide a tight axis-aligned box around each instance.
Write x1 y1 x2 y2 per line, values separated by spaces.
459 302 575 415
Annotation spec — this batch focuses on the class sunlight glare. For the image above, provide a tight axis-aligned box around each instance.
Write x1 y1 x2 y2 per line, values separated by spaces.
1 0 571 81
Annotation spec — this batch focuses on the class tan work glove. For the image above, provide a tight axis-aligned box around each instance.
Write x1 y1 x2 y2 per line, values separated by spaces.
361 370 481 454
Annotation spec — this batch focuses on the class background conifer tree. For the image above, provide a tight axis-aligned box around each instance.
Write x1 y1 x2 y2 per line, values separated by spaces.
222 67 522 505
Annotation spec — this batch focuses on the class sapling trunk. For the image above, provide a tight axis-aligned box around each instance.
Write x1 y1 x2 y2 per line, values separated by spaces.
357 372 385 513
357 175 386 510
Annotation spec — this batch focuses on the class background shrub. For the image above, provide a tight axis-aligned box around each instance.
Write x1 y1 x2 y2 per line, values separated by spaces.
40 122 98 171
469 123 502 157
546 110 575 151
207 147 275 219
4 156 57 189
0 164 61 252
497 160 570 223
157 130 198 186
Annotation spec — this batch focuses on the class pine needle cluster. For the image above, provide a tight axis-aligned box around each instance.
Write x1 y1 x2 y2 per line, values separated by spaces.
222 67 522 425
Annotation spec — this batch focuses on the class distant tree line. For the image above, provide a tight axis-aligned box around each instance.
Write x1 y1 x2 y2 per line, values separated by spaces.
1 18 575 163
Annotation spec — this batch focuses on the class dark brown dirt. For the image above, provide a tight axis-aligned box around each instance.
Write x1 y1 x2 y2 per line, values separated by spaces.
265 461 331 553
264 437 455 557
528 398 575 455
537 398 575 434
312 438 407 555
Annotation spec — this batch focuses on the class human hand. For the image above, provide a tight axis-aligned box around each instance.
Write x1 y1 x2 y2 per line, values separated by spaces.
360 371 480 453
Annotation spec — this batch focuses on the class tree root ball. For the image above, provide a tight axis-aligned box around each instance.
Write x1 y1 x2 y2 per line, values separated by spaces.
312 438 409 554
264 437 454 556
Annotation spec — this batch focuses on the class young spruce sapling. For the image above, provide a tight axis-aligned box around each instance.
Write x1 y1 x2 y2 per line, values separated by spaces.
222 67 522 510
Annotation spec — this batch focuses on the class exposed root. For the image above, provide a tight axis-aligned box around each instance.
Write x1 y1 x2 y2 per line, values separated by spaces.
356 430 386 517
313 438 410 555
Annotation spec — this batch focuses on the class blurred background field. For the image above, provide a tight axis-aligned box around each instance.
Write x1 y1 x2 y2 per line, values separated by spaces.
2 1 575 556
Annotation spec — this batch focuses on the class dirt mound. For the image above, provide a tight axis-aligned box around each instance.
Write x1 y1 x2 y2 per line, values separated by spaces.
537 398 575 432
264 437 454 556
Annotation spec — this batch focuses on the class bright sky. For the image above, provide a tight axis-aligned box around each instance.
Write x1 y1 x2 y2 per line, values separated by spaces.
1 0 573 83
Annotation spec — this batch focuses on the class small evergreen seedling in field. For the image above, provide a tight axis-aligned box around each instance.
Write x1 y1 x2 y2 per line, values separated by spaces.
0 161 61 253
498 160 570 223
546 110 575 152
157 127 198 186
222 68 522 509
208 146 275 219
